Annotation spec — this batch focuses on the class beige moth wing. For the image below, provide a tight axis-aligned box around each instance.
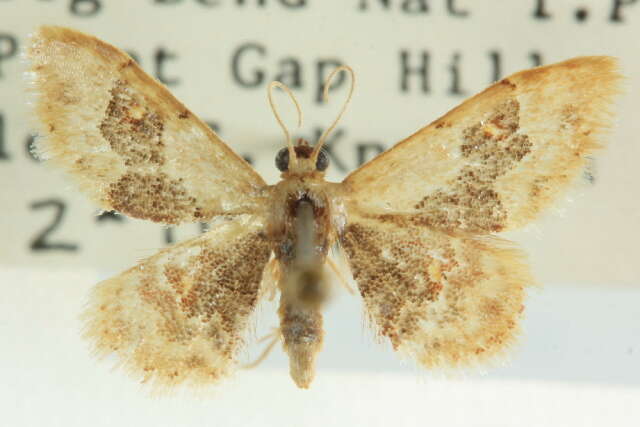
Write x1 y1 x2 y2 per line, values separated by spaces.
27 27 275 387
83 216 271 387
339 57 621 368
343 57 621 234
27 26 267 224
340 216 532 368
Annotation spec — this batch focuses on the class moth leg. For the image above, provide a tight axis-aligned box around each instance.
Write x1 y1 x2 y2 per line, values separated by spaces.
242 328 281 370
327 257 355 295
260 256 281 302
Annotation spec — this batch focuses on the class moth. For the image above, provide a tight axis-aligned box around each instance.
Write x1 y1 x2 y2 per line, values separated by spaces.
27 26 620 389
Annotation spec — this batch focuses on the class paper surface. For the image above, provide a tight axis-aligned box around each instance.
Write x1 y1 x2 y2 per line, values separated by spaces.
0 0 638 284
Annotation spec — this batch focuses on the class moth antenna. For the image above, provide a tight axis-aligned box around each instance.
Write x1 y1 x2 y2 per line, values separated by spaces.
268 81 303 167
313 65 355 162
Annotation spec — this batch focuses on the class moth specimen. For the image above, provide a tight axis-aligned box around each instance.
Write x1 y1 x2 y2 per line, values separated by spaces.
27 26 620 389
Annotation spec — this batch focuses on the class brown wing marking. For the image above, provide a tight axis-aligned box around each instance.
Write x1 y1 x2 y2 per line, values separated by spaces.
343 57 622 233
27 26 266 224
82 216 271 388
341 216 534 368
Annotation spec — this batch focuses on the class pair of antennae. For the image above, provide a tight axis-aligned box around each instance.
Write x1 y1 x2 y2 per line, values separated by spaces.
268 65 355 166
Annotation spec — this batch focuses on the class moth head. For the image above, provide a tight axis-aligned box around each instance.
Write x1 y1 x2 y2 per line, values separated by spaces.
275 139 329 174
268 65 354 177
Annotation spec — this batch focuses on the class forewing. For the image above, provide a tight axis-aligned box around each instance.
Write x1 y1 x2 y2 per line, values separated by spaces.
27 26 266 224
82 215 272 387
343 57 621 233
340 215 534 368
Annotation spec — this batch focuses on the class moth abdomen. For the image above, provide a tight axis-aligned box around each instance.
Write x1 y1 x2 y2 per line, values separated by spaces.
272 189 334 387
278 294 323 389
283 264 329 308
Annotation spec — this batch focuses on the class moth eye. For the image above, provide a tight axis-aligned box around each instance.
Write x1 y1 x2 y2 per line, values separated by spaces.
316 150 329 171
275 147 290 171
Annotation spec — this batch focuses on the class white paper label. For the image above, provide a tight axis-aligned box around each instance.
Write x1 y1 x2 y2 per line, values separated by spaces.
0 0 638 285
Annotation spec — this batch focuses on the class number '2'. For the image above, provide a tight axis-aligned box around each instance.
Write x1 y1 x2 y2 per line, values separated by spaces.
30 199 79 252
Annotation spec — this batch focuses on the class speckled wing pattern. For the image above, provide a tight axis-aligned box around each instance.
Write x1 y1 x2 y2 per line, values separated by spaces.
27 26 265 224
83 216 271 387
341 215 532 367
341 57 620 368
343 57 621 233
